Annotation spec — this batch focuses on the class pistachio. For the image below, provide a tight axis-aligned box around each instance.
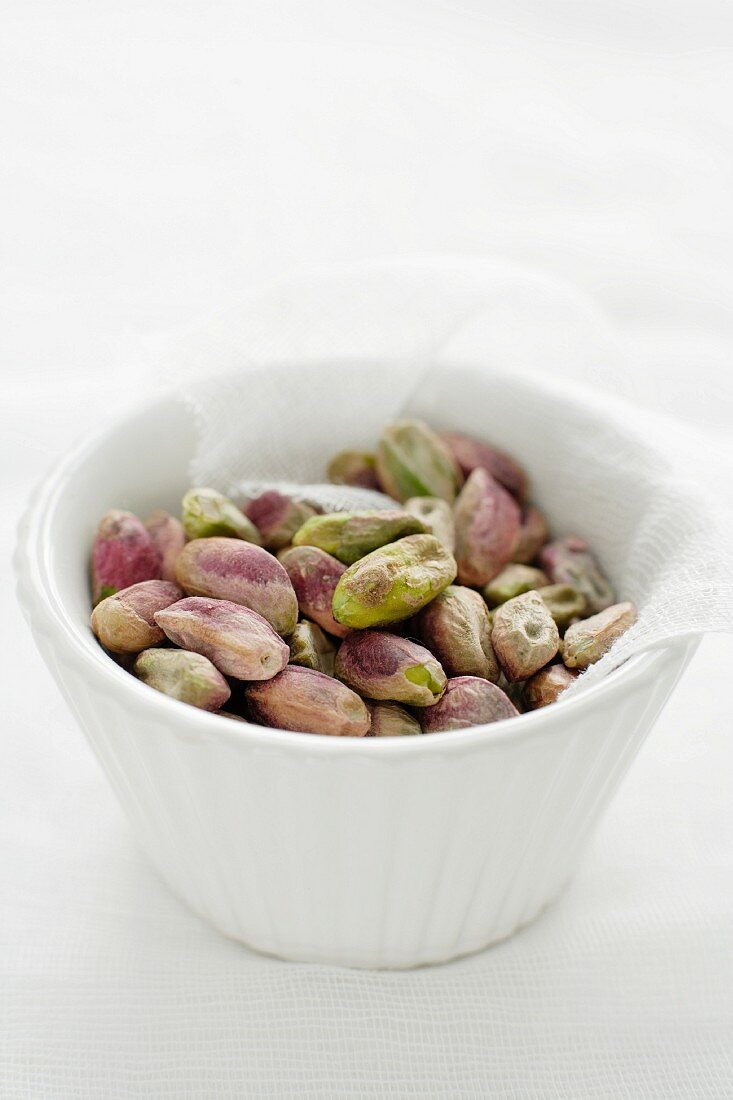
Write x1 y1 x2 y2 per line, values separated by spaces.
292 509 424 565
181 487 261 544
134 649 230 711
327 450 380 490
440 431 527 500
91 579 182 653
332 534 457 629
416 585 499 682
218 710 248 722
287 620 336 676
175 537 298 636
154 596 289 680
523 664 579 709
420 676 518 732
512 505 549 564
334 630 446 706
483 563 549 606
144 510 186 582
376 419 462 503
453 468 521 586
404 496 455 553
244 490 318 550
491 591 560 682
367 701 422 737
536 584 587 628
540 537 614 614
563 602 638 670
246 666 370 736
91 509 162 604
278 545 349 638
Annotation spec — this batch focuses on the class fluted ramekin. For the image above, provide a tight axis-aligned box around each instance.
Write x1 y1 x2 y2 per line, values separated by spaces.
15 386 695 968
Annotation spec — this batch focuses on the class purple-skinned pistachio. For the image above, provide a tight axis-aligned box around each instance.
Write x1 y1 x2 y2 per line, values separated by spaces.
244 490 318 551
404 496 455 553
523 664 579 709
287 620 336 676
440 431 527 501
491 591 560 682
327 451 380 490
246 666 370 736
91 509 162 604
367 701 421 737
133 649 231 711
91 579 182 653
376 419 462 503
144 510 186 583
563 601 637 670
540 536 614 614
512 505 549 564
482 563 549 607
292 509 424 565
420 676 518 732
334 630 447 706
416 585 499 682
453 468 521 587
332 534 457 629
175 537 298 636
278 545 349 638
182 487 261 544
154 596 289 680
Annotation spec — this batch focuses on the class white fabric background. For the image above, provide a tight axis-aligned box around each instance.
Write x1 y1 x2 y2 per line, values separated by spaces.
2 2 732 1097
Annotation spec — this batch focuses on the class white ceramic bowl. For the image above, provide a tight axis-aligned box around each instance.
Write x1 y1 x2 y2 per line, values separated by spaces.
15 385 696 968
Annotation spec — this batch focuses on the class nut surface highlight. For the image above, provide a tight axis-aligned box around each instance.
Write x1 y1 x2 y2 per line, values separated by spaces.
491 591 560 682
246 666 370 736
332 534 457 629
134 649 230 711
453 468 521 586
334 630 447 706
420 676 518 732
416 585 499 681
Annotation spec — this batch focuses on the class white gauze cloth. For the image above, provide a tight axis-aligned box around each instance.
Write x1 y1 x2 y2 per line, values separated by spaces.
154 258 733 693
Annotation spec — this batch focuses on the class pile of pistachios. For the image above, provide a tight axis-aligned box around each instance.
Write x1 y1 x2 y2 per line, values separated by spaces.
89 421 636 736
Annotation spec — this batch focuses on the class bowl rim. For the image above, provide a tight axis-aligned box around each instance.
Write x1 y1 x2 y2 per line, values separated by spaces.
16 387 684 757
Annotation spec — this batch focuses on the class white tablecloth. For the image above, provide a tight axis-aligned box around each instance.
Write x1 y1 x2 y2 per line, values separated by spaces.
2 1 732 1096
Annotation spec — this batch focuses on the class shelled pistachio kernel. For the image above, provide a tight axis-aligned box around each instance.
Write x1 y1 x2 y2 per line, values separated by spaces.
367 701 421 737
91 509 162 604
375 419 462 503
292 509 424 565
491 591 560 682
334 630 447 706
540 536 614 615
327 451 379 490
244 490 318 550
287 620 336 676
420 676 518 732
536 584 587 628
453 468 521 586
245 666 370 736
440 431 527 500
482 563 549 607
332 534 456 629
523 664 579 709
417 585 498 682
404 496 455 553
91 579 182 653
144 510 186 583
134 649 230 711
181 487 261 543
563 602 637 670
278 545 348 638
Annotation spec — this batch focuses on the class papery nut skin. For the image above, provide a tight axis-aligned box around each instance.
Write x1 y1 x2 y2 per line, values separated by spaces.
491 591 560 682
482 564 549 607
327 451 380 490
404 496 455 553
278 545 349 638
416 585 499 682
175 537 298 636
367 701 421 737
181 487 261 544
512 506 549 564
246 666 370 737
563 601 637 670
523 664 579 709
91 579 182 653
292 510 425 565
91 509 162 604
133 649 231 711
376 419 462 503
536 584 588 628
334 630 447 706
453 468 521 587
539 537 614 615
420 676 518 732
332 534 457 629
440 431 527 501
244 491 318 550
287 620 336 676
154 596 289 680
144 510 186 582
